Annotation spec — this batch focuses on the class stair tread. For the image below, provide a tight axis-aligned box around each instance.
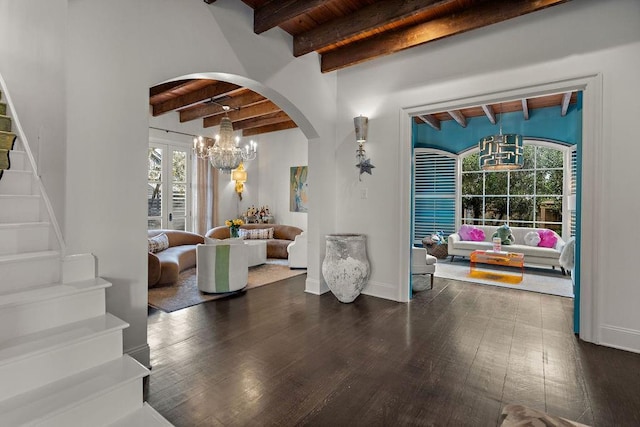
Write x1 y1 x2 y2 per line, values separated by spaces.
109 403 173 427
0 250 59 263
0 277 111 308
0 355 149 425
0 313 128 365
0 194 39 199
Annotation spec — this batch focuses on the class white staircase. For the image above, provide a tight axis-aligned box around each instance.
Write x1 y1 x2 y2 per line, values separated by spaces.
0 85 171 425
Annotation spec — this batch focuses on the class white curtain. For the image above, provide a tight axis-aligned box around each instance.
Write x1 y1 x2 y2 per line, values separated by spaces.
195 157 218 236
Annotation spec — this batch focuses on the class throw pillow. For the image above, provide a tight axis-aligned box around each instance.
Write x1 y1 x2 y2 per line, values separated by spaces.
148 233 169 253
469 227 485 242
458 224 474 241
538 229 558 248
239 228 274 240
524 231 541 246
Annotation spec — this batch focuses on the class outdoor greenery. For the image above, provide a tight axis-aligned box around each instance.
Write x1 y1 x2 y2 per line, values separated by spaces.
461 145 564 232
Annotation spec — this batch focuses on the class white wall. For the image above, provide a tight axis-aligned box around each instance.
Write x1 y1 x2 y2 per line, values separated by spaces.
334 0 640 350
257 127 308 231
0 0 66 232
64 0 336 364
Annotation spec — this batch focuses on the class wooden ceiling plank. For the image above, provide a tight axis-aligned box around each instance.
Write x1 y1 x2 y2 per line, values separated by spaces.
521 99 530 120
481 105 496 125
242 120 298 136
561 92 572 116
233 111 291 131
203 100 282 128
152 81 240 116
321 0 570 72
417 114 440 131
254 0 327 34
180 91 267 122
293 0 455 57
447 110 467 128
149 80 194 100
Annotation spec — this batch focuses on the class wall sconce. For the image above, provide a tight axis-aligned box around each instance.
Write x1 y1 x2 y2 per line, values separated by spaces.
354 115 374 180
231 162 247 200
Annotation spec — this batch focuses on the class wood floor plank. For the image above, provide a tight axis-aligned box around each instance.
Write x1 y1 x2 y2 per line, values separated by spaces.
146 274 640 426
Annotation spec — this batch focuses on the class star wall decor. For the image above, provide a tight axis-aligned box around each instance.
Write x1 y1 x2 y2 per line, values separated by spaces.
356 158 375 179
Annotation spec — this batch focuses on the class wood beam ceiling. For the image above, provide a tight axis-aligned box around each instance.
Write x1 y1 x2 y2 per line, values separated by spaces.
152 81 240 116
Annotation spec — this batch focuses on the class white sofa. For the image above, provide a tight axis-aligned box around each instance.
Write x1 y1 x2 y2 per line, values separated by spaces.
448 225 566 269
286 231 307 269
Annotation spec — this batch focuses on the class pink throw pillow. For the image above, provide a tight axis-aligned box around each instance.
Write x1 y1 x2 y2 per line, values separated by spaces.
538 229 558 248
458 224 474 241
469 227 485 241
458 225 485 242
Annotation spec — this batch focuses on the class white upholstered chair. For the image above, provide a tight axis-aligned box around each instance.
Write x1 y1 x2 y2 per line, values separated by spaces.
411 246 437 291
196 241 248 293
286 231 307 269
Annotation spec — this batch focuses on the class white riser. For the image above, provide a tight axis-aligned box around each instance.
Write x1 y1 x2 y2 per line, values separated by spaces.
0 223 51 256
0 356 149 427
109 402 174 426
6 150 29 171
0 195 42 223
0 282 108 341
0 251 60 291
0 169 35 195
0 314 127 401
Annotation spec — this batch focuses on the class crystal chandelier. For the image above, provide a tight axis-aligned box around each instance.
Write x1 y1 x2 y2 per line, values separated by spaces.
192 106 257 173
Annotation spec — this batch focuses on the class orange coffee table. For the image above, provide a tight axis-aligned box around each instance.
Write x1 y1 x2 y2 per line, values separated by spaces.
469 250 524 283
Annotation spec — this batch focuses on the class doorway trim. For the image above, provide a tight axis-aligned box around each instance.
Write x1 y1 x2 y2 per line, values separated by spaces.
398 73 603 344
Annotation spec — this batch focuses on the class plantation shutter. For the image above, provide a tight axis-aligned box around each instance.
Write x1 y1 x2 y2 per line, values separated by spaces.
413 150 456 245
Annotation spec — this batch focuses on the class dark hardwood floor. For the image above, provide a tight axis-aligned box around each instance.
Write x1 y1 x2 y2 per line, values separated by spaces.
146 275 640 426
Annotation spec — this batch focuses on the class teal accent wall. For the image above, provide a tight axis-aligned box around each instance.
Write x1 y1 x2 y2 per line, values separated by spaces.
413 104 582 153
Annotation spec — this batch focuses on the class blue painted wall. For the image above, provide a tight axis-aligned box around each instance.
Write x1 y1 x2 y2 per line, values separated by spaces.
413 104 582 153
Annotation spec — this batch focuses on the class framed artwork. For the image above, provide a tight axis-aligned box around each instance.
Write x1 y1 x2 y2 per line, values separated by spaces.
290 166 308 212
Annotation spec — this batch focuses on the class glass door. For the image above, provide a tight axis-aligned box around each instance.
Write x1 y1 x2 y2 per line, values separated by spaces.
148 142 191 231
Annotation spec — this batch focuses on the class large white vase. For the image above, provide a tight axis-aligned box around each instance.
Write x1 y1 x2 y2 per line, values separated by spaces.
321 234 370 303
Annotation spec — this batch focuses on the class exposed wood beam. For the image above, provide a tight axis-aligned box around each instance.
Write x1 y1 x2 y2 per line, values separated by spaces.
417 114 440 131
152 81 240 116
447 110 467 128
242 120 298 137
561 92 572 116
149 80 194 101
232 111 291 131
321 0 570 72
521 99 530 120
254 0 326 34
293 0 455 57
203 0 216 4
481 105 496 125
179 91 267 122
203 101 281 128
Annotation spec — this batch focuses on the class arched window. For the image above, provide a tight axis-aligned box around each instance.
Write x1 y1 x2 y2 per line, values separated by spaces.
460 141 572 235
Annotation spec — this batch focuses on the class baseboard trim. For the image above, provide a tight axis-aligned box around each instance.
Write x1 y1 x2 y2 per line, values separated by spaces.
361 280 398 302
600 324 640 354
126 343 151 369
305 277 329 295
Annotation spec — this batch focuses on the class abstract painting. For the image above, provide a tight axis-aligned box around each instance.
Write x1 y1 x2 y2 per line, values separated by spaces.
290 166 308 212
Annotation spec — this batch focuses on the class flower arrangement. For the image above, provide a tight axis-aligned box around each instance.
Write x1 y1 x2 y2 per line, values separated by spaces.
225 218 244 238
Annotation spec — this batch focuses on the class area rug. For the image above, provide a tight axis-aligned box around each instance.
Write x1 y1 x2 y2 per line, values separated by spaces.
434 261 573 297
148 262 306 312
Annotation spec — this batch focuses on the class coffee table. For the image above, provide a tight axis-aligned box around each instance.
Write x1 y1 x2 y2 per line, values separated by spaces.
243 240 267 267
469 250 524 283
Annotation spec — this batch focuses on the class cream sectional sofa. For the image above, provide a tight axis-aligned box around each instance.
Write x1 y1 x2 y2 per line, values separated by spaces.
448 225 566 269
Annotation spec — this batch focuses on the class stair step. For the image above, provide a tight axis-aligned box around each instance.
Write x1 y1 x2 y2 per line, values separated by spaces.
0 115 11 132
6 149 29 171
0 355 149 427
0 250 61 291
0 169 35 195
0 222 51 256
0 313 128 401
109 402 173 427
0 194 42 222
0 277 111 341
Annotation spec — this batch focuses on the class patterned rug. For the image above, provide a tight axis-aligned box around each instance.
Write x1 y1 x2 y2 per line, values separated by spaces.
148 261 306 312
